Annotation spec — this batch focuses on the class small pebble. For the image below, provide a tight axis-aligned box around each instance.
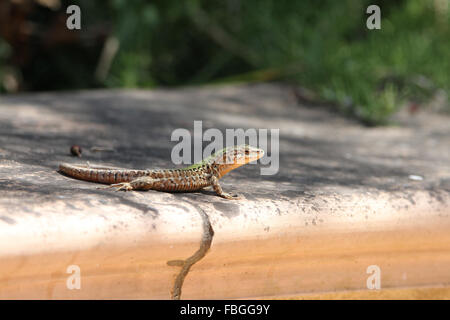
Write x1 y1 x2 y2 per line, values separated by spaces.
70 145 82 157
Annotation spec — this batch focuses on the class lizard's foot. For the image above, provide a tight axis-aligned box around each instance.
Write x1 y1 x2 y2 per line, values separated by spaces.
220 192 243 200
210 176 244 200
109 182 134 191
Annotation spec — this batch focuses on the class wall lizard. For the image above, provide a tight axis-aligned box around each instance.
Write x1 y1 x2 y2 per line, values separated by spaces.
59 144 264 199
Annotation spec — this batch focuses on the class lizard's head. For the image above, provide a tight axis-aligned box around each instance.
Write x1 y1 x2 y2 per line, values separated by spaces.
211 144 264 177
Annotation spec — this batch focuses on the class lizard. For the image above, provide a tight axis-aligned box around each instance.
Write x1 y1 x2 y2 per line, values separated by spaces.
59 144 264 200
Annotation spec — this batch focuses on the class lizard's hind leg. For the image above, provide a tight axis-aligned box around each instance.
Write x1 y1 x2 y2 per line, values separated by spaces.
109 182 134 191
110 177 159 191
97 183 133 191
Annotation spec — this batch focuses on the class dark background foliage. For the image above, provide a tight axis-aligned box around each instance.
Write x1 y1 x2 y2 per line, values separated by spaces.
0 0 448 124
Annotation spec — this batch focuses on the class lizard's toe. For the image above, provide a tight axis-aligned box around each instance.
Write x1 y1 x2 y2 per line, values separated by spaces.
221 192 243 200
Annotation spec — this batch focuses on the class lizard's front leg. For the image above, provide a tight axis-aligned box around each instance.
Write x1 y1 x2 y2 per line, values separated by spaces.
210 175 242 200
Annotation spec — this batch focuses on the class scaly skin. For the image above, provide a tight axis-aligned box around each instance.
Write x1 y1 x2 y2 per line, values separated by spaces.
59 145 264 199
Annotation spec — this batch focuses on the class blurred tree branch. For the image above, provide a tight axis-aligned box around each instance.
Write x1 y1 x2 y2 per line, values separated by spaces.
185 2 260 67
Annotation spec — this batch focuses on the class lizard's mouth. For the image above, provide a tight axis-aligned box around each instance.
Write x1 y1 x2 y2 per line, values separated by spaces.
245 147 265 163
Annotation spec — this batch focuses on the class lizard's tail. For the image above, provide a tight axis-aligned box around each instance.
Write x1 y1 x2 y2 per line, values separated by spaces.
59 163 148 184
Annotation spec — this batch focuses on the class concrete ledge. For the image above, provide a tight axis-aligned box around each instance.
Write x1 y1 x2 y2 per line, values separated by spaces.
0 84 449 299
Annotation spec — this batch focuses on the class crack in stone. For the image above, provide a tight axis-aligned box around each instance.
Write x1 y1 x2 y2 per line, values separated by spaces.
167 201 214 300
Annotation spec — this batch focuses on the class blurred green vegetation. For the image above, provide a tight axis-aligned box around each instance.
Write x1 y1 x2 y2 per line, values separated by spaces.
0 0 448 124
